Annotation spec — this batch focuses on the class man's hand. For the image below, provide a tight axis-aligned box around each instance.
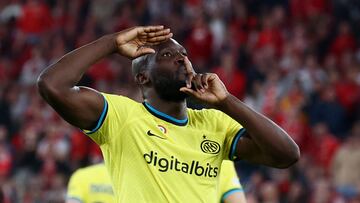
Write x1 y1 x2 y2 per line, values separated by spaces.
179 57 229 105
115 26 173 59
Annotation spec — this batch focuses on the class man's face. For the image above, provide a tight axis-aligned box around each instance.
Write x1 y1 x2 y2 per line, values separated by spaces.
148 39 190 102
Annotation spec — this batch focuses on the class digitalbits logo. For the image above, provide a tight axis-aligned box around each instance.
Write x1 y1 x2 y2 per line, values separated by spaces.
200 136 220 154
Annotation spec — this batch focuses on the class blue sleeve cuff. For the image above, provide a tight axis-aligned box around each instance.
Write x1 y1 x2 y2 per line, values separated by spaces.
221 188 244 203
85 95 108 135
228 128 246 160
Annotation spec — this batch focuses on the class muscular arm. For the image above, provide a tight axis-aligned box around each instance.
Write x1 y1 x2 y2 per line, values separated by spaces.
37 26 172 130
216 95 300 168
180 62 300 169
37 35 115 130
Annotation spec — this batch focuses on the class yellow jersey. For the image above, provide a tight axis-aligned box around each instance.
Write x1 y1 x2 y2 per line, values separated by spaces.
67 163 114 203
85 93 245 203
67 162 242 203
218 161 243 203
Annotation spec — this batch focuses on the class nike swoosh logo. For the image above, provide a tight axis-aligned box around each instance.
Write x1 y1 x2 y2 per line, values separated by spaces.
147 130 165 139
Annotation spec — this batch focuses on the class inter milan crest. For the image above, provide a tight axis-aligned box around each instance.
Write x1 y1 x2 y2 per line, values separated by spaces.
200 135 220 154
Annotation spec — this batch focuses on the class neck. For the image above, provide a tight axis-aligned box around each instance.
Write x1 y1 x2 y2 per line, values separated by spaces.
144 90 187 120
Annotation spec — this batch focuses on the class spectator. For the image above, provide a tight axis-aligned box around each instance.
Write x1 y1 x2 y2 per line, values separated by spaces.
297 55 327 95
308 123 340 171
19 46 46 86
332 121 360 199
310 177 335 203
255 14 283 57
287 181 308 203
0 126 12 178
185 11 213 71
259 181 280 203
212 51 246 99
16 0 53 36
335 65 360 117
307 86 347 137
330 22 356 60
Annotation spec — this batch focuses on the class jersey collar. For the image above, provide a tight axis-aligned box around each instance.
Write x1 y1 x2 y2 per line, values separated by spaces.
143 102 188 126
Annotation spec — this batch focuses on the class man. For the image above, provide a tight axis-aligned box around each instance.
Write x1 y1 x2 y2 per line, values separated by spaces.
66 163 114 203
37 26 299 202
219 161 246 203
66 161 246 203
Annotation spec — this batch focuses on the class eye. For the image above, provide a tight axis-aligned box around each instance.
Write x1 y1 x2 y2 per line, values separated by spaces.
162 52 172 57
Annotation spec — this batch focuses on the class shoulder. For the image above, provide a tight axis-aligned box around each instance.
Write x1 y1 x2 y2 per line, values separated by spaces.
188 108 225 119
72 164 106 178
188 108 235 126
102 93 143 117
102 93 139 106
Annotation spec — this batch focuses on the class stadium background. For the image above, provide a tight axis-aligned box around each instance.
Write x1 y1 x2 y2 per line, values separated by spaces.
0 0 360 202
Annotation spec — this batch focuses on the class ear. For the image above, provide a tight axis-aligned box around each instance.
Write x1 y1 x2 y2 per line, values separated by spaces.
134 71 150 85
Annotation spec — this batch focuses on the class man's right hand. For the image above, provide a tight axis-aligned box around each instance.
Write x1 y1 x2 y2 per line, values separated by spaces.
115 26 173 59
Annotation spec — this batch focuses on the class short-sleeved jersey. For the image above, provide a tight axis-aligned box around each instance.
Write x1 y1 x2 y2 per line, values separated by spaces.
85 93 245 203
218 160 243 203
67 163 114 203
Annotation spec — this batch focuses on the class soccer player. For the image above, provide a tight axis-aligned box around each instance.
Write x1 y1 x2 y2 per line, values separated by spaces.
37 26 299 202
66 163 114 203
66 161 246 203
219 160 246 203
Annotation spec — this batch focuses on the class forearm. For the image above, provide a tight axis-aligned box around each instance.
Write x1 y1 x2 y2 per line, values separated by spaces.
38 34 116 91
216 94 300 168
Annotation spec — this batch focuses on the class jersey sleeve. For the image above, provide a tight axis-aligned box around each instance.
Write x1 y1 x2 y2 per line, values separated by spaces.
218 161 243 203
218 111 246 161
82 93 138 145
67 169 86 202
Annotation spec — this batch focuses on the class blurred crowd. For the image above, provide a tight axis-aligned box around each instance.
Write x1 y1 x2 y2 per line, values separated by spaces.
0 0 360 202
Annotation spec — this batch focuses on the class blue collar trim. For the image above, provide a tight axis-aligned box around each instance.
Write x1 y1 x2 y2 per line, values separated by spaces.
143 102 188 126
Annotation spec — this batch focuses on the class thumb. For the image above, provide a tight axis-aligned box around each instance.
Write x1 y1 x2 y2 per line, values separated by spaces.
135 47 156 57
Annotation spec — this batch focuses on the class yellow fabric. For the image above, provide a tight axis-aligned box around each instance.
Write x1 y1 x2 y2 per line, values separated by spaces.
218 161 243 202
67 163 114 203
87 93 243 203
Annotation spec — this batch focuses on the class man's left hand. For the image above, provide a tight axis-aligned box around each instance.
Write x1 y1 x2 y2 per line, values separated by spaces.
180 57 229 105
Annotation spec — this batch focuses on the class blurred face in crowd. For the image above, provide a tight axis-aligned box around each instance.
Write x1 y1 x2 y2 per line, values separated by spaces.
351 121 360 139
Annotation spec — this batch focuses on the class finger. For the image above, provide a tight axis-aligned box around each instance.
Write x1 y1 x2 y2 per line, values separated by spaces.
201 73 210 88
147 33 173 43
134 47 156 57
143 25 165 33
186 73 194 89
146 28 171 38
138 26 166 38
193 74 205 93
184 57 195 88
180 87 199 97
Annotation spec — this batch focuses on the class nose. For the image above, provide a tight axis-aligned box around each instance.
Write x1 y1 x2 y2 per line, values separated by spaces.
175 51 185 65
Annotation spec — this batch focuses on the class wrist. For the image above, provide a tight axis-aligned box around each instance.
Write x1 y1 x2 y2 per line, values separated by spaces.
213 93 234 110
100 34 118 54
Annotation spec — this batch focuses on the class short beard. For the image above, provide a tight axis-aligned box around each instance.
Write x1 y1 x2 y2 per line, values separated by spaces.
151 72 188 102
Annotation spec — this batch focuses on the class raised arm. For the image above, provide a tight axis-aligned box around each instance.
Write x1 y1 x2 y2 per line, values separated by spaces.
180 58 300 169
37 26 172 130
214 94 299 168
